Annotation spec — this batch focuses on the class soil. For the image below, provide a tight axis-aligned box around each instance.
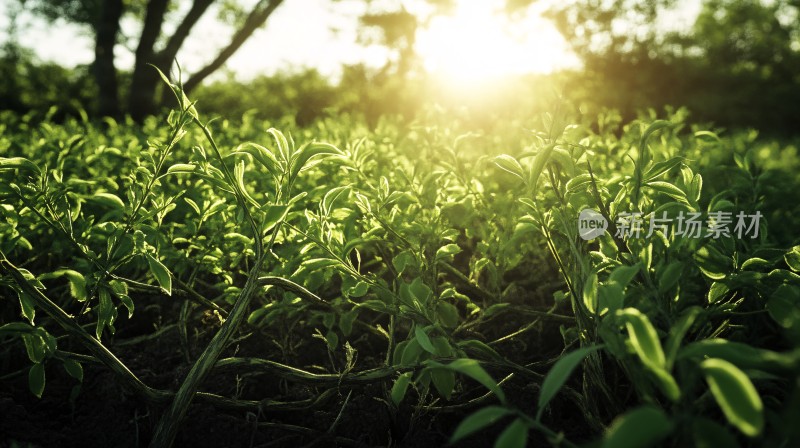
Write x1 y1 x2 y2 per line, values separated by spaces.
0 277 585 448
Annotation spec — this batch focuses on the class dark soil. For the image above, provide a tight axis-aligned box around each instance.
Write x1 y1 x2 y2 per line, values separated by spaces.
0 279 586 448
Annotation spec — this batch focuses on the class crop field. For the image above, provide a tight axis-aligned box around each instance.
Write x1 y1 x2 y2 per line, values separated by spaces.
2 80 800 448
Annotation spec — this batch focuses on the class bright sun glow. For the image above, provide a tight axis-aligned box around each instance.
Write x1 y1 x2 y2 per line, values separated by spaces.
416 1 578 84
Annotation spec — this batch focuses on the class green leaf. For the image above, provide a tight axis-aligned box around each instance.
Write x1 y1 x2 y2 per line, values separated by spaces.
145 253 172 296
664 306 702 369
234 142 280 176
583 272 598 314
701 358 764 437
494 418 528 448
617 308 665 369
0 322 35 334
63 358 83 382
89 192 126 211
679 339 796 374
695 246 731 280
528 143 555 193
289 142 341 180
537 345 602 420
325 330 338 350
95 288 118 339
484 302 511 318
409 277 433 303
639 120 671 165
437 301 459 328
694 130 721 142
261 204 291 233
767 284 800 329
267 128 292 164
392 251 416 275
430 358 506 404
39 269 87 302
431 368 456 400
321 185 351 216
457 339 505 362
18 292 36 324
493 155 525 180
297 258 340 275
602 406 673 448
401 338 424 366
597 283 624 316
707 282 730 303
391 372 413 406
450 406 512 443
609 263 640 288
166 163 197 175
0 157 41 174
435 244 461 262
117 294 134 319
646 181 689 203
643 157 683 182
338 310 359 337
657 262 682 294
785 246 800 272
415 326 437 355
28 363 45 398
22 333 46 363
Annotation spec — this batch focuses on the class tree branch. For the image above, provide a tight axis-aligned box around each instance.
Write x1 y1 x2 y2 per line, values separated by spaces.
157 0 215 67
183 0 285 93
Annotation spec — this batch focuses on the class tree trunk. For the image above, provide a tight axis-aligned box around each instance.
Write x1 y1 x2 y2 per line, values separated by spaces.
126 0 285 120
93 0 124 118
128 0 170 122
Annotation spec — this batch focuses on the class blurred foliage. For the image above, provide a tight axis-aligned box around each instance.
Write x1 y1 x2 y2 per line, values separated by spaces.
1 0 799 135
551 0 800 134
0 43 96 120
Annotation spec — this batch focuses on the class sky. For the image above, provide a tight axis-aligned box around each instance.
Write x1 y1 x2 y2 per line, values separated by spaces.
0 0 703 84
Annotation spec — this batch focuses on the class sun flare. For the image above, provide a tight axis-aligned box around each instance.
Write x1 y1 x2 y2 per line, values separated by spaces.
415 1 577 84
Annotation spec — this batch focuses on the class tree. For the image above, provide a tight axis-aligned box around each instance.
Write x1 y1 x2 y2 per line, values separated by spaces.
23 0 285 121
547 0 800 132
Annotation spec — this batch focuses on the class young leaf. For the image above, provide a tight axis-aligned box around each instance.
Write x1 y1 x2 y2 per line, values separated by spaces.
664 306 702 369
528 143 555 194
289 142 341 180
450 406 512 444
609 263 640 288
494 418 528 448
701 358 764 437
391 372 413 406
38 269 87 302
29 363 45 398
415 326 437 355
145 253 172 296
617 308 665 369
63 358 83 382
401 338 424 366
431 368 456 400
679 339 796 374
537 345 603 420
0 156 41 176
429 358 506 404
583 273 598 314
785 246 800 272
602 406 673 448
437 302 460 328
493 155 525 180
18 292 36 325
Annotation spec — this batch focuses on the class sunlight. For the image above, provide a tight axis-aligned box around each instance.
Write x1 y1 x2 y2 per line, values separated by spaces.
416 1 577 84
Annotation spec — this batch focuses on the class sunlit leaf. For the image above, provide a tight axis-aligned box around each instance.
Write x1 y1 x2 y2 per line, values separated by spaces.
701 358 764 437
